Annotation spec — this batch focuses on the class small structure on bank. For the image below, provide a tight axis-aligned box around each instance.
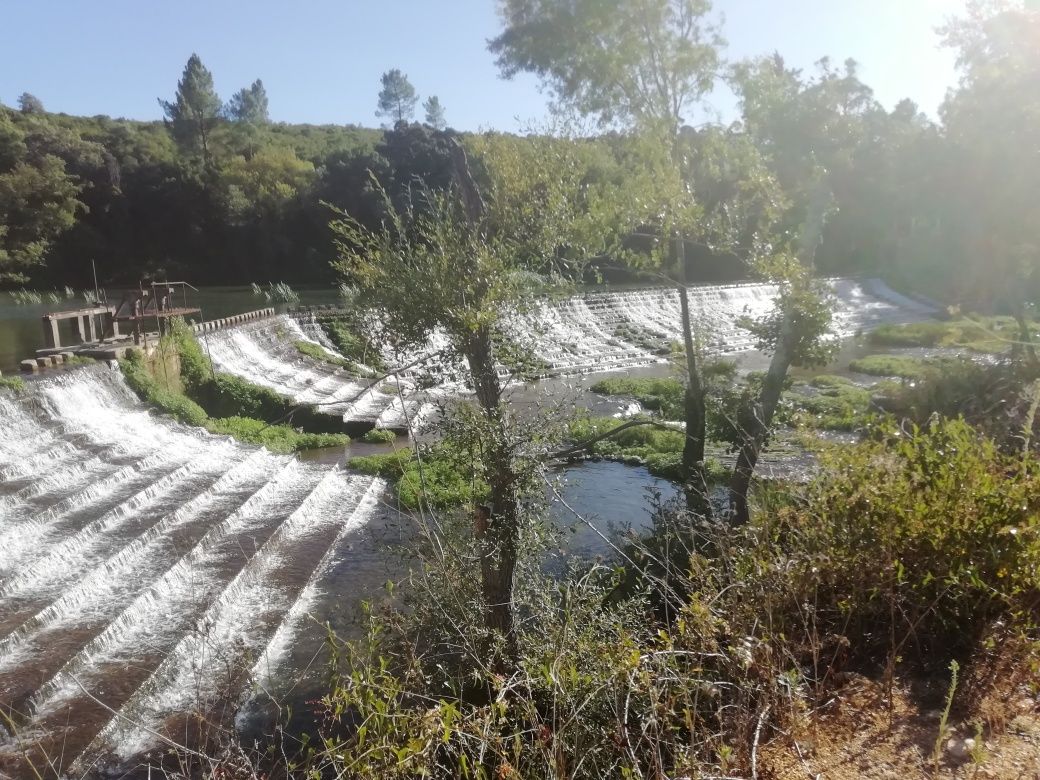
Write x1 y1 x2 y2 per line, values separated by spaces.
24 282 203 371
110 281 201 343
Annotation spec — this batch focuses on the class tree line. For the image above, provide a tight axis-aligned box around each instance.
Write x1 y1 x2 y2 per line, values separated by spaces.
0 0 1035 324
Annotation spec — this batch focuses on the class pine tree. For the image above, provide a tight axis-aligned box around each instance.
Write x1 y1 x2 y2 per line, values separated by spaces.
227 79 269 124
376 69 418 124
423 95 446 129
17 93 45 114
159 53 223 168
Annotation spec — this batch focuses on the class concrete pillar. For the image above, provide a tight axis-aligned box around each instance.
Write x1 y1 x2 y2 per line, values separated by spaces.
85 314 97 342
75 316 87 343
44 318 61 349
109 315 121 339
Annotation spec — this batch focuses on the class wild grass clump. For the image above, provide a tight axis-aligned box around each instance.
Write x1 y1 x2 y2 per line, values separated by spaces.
0 376 26 392
349 445 487 509
590 376 684 418
204 416 347 453
320 317 387 371
869 317 1031 353
849 353 932 379
295 339 352 368
785 376 873 430
360 427 396 444
120 350 209 427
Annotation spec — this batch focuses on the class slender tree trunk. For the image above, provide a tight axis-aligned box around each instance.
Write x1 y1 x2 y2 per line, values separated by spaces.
729 313 796 524
1013 305 1040 375
463 326 519 648
677 235 707 511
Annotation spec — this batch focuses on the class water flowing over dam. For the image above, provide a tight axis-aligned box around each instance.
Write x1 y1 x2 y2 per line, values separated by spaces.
199 278 935 428
0 367 386 777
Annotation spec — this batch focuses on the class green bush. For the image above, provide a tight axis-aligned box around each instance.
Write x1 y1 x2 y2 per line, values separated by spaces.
737 418 1040 667
205 416 348 453
590 376 685 418
349 446 486 509
0 376 26 392
849 354 931 379
360 427 397 443
295 339 353 369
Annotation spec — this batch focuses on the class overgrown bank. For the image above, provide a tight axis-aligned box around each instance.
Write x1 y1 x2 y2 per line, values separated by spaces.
120 321 349 453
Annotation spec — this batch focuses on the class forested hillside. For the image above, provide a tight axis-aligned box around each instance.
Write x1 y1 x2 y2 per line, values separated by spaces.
1 2 1036 316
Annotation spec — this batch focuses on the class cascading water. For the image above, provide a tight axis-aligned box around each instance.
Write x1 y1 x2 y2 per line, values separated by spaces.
203 278 934 430
0 367 385 777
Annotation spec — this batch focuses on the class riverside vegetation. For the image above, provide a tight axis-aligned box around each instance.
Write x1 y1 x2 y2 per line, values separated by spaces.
119 320 349 453
5 0 1040 777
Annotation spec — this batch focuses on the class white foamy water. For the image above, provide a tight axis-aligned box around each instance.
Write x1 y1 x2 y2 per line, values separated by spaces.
201 279 934 428
0 367 385 777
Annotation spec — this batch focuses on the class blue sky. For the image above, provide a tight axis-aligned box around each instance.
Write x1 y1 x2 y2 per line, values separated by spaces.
0 0 967 131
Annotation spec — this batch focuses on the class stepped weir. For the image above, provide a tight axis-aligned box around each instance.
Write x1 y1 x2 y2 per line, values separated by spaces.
0 276 936 776
0 367 385 777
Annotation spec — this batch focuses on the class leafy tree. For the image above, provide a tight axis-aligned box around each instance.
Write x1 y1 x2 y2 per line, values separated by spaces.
423 95 446 129
376 69 419 124
492 0 728 503
490 0 723 133
938 0 1040 360
331 131 623 648
226 79 269 124
17 93 45 115
159 53 223 169
0 112 84 283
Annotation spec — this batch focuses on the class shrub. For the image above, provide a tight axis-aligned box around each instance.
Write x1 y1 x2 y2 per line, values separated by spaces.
205 416 348 453
734 418 1040 669
120 351 208 427
0 376 26 392
295 339 353 369
349 446 486 509
590 376 685 418
848 354 931 379
361 427 397 444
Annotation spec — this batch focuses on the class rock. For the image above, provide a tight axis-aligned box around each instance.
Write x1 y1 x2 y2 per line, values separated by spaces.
20 359 38 373
946 736 976 760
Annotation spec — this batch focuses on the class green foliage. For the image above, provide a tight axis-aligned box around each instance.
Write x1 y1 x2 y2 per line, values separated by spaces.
350 444 487 509
204 416 347 453
360 427 396 444
294 339 351 368
0 376 26 391
785 376 873 430
376 69 419 124
320 318 385 372
869 317 1030 354
119 350 209 427
590 376 685 418
849 354 931 379
744 418 1040 665
121 322 349 451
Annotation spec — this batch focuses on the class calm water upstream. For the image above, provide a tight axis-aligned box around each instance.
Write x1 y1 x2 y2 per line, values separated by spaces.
0 286 342 373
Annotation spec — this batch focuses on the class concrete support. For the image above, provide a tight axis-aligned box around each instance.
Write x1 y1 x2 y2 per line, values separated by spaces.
44 318 61 349
75 316 87 343
20 360 38 373
84 314 97 342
